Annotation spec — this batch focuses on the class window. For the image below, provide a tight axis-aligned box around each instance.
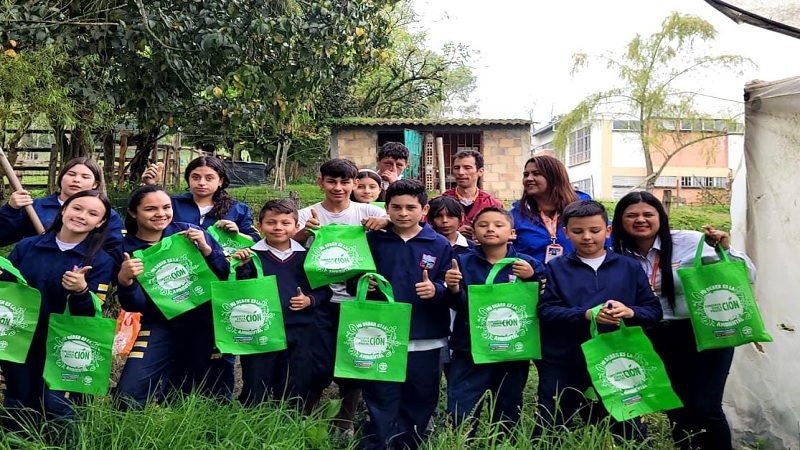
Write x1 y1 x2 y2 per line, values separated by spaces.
534 141 554 152
681 176 727 188
568 126 591 166
612 120 640 131
572 178 592 196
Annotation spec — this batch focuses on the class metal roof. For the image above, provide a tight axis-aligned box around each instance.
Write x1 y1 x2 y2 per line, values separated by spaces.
329 118 532 127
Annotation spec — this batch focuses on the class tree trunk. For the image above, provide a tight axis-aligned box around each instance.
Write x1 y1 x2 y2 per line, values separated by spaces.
101 129 115 194
273 137 291 191
48 143 59 194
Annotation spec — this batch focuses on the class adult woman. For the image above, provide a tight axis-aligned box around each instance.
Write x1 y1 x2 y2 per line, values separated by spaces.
0 190 114 422
611 191 755 450
510 155 590 264
0 157 125 253
115 185 230 406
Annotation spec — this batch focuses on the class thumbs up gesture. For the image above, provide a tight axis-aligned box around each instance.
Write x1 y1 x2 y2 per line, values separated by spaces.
445 258 462 293
290 287 311 310
415 269 436 299
118 252 144 287
305 208 321 231
62 265 93 293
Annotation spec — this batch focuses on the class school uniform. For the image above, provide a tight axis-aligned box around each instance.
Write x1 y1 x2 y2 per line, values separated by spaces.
235 239 333 407
114 222 230 407
0 192 126 257
352 223 454 450
451 232 475 255
439 188 503 228
536 250 662 434
170 192 260 241
446 246 545 429
0 231 113 420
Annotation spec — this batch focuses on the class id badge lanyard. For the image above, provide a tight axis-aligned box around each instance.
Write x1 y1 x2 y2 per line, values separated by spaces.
541 211 563 263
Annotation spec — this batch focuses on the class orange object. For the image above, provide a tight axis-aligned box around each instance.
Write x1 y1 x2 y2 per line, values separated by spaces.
113 309 142 357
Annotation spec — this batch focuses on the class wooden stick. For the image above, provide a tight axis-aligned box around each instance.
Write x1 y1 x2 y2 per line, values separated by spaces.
0 146 46 234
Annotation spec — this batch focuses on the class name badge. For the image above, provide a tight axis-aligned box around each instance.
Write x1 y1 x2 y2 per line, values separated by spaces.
544 244 564 263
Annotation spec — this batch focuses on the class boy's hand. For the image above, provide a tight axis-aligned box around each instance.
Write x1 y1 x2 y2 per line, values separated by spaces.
290 287 311 310
362 215 390 231
118 253 143 287
232 248 252 264
303 208 321 232
445 259 462 293
140 163 164 185
458 224 474 240
380 169 400 184
589 300 634 325
512 260 535 279
703 225 730 250
415 270 436 299
367 275 377 292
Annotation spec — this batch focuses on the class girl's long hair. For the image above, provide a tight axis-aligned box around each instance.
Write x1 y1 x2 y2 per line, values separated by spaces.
184 156 235 220
517 155 579 221
611 191 675 306
125 185 170 237
49 190 112 266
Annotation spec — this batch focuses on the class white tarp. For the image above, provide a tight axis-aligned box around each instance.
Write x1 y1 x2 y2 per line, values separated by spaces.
725 76 800 449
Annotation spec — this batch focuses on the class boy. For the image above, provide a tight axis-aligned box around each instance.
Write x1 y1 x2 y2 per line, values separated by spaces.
232 199 332 407
444 206 545 432
426 196 475 255
536 200 662 434
376 142 409 190
295 158 389 431
355 179 454 450
440 149 503 239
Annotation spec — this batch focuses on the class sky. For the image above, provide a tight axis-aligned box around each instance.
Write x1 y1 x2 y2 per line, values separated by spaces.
411 0 800 126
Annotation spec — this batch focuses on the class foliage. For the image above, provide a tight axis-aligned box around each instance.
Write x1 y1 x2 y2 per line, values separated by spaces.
554 12 752 190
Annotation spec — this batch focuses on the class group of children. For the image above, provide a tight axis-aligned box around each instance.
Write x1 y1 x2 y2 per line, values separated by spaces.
0 146 667 449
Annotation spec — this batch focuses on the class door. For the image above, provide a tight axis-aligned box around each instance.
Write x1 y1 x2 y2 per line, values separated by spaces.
403 129 423 179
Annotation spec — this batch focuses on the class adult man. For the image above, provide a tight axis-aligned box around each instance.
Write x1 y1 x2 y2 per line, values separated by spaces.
440 149 502 239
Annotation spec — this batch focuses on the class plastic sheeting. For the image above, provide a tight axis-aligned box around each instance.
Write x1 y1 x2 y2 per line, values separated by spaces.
725 76 800 449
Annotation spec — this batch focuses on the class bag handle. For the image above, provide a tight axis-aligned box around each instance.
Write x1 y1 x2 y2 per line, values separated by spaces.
356 272 395 303
588 303 627 338
230 254 264 280
692 236 729 267
64 291 104 319
484 257 522 285
0 256 29 286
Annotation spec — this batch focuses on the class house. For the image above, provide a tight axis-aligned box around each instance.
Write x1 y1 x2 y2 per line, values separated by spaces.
330 118 532 203
531 117 744 204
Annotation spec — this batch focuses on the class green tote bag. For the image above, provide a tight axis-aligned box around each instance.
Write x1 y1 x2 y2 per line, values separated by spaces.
468 257 541 363
44 293 116 395
334 273 411 382
581 305 683 422
207 223 256 257
0 257 42 363
211 257 287 355
676 239 772 351
304 224 376 289
134 233 221 320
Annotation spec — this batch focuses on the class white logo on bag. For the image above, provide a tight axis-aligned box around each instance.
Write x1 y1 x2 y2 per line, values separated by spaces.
596 352 653 394
222 299 274 335
313 243 362 274
476 303 531 342
692 284 749 327
54 335 103 373
0 300 28 338
144 257 199 296
346 322 400 360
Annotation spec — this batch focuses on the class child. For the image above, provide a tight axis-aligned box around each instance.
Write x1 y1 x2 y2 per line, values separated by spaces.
232 199 332 407
351 169 385 204
536 200 662 435
0 190 114 423
427 196 475 255
115 185 231 406
376 142 409 190
444 206 545 432
355 179 454 450
294 158 389 431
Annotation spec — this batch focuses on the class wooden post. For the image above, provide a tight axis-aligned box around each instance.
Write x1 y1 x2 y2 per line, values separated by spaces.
662 189 673 215
116 134 128 188
0 146 45 234
436 137 446 193
47 143 59 194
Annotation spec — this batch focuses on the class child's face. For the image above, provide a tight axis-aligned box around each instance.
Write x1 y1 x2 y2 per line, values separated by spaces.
387 195 428 231
188 166 223 199
130 191 173 233
61 196 107 235
431 209 461 239
60 164 99 198
317 176 354 204
353 177 381 203
564 215 611 259
259 211 299 247
473 211 515 247
377 157 407 181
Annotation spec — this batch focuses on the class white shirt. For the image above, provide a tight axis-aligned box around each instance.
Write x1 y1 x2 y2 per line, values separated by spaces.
628 230 757 320
251 239 306 261
453 232 470 249
197 205 213 223
578 254 606 272
55 237 80 252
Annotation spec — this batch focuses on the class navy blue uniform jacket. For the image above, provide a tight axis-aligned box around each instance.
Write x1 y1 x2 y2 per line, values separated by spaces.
448 245 546 353
538 250 662 366
171 193 260 241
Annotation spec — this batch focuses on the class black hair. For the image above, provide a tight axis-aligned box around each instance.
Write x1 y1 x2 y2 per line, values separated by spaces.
125 185 171 237
426 196 463 223
320 158 359 180
385 179 427 207
57 157 102 192
377 142 410 162
350 169 385 202
453 149 484 170
184 156 235 220
258 199 298 223
562 200 608 225
473 205 514 227
49 190 112 266
612 191 675 307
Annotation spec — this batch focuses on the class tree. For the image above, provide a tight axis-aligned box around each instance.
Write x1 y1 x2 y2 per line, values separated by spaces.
554 12 751 190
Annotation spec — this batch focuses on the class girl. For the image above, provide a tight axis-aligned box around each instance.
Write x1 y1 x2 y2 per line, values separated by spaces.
115 185 230 406
0 190 114 422
612 191 755 450
350 169 384 205
0 157 125 253
427 196 475 255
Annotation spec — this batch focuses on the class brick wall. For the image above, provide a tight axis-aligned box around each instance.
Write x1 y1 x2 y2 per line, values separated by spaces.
482 127 530 204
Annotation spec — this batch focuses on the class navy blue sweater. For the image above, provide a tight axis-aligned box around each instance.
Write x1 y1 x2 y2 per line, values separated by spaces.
171 192 260 241
236 247 333 326
449 246 546 353
1 231 114 361
115 222 230 324
538 250 662 366
350 223 454 341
